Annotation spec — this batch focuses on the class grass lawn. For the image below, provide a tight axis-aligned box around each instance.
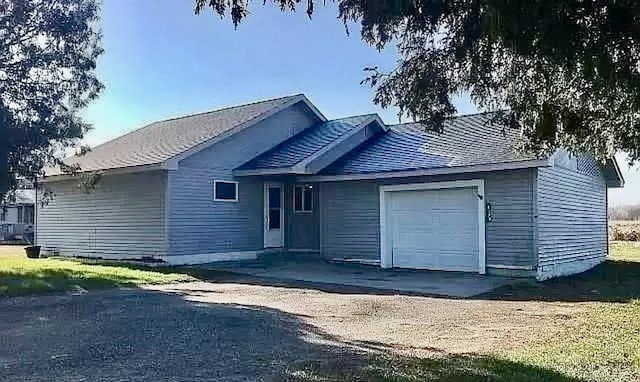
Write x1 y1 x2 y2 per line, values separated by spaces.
0 245 196 297
503 241 640 382
610 240 640 261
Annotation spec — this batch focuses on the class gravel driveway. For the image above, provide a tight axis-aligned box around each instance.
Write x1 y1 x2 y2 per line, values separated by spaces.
0 281 585 382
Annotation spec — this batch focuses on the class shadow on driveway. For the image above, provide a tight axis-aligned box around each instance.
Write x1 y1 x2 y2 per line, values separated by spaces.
0 288 586 382
479 259 640 303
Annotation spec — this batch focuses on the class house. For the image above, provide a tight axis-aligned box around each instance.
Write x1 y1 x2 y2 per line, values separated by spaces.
2 187 36 243
37 94 624 280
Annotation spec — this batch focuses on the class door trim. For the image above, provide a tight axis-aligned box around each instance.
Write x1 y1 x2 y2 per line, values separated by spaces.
379 179 486 274
264 182 284 248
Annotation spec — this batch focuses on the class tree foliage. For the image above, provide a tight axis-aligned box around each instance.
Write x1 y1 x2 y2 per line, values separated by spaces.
609 204 640 221
0 0 103 199
195 0 640 162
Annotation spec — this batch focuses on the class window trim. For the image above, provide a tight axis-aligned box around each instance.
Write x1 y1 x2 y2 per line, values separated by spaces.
213 180 239 202
293 184 313 213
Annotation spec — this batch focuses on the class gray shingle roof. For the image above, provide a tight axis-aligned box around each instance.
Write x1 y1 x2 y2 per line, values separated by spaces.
237 115 374 171
46 94 303 176
321 112 537 175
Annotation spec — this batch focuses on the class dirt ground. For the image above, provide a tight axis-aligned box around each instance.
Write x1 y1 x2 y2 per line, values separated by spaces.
3 243 637 381
0 278 606 381
150 281 587 356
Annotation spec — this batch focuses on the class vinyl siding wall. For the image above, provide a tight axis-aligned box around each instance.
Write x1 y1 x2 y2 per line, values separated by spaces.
36 171 166 259
319 169 537 272
536 155 608 280
168 103 319 257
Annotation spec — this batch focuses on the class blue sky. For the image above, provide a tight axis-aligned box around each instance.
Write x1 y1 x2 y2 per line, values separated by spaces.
83 0 638 206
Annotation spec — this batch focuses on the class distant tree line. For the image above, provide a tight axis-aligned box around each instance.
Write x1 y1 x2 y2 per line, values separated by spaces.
609 204 640 221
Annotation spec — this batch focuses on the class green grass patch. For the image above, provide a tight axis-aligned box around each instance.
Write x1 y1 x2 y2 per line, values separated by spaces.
509 300 640 382
482 241 640 303
0 246 196 297
284 354 588 382
504 241 640 382
610 240 640 261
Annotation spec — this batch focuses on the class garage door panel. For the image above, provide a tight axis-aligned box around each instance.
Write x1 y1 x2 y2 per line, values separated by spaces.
392 249 477 271
393 249 437 269
394 231 476 248
387 187 479 272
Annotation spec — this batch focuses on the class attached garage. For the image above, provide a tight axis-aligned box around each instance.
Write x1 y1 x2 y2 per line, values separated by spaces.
312 114 622 280
379 180 486 274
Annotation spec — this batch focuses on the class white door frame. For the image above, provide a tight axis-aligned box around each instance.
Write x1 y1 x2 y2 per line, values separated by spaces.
379 179 486 274
264 182 285 248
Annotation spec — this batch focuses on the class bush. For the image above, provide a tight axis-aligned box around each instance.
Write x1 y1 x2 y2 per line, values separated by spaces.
609 221 640 241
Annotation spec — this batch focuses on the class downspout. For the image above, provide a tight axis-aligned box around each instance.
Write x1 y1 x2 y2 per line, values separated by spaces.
34 178 37 246
606 188 610 258
532 168 539 278
163 170 172 260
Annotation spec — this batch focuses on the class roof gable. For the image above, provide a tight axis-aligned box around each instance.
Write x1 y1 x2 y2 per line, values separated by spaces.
603 158 624 187
234 114 384 175
46 94 324 176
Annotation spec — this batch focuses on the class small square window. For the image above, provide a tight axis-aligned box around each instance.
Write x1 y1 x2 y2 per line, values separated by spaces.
214 180 238 202
294 184 313 213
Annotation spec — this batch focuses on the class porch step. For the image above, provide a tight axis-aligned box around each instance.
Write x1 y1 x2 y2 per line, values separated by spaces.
256 249 289 263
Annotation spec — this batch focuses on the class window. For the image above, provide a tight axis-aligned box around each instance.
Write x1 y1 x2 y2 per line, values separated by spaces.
213 180 238 201
294 184 313 213
268 187 281 230
17 206 23 223
24 206 35 224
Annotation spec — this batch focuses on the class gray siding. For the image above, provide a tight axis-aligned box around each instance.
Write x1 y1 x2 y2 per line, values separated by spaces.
320 180 380 261
37 171 166 258
168 103 319 256
485 170 537 267
168 169 264 255
319 169 536 268
536 156 607 279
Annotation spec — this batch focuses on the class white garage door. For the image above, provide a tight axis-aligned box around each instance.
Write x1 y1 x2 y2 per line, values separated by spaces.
387 187 479 272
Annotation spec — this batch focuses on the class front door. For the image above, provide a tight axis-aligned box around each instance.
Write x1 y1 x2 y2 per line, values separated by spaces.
264 183 284 248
